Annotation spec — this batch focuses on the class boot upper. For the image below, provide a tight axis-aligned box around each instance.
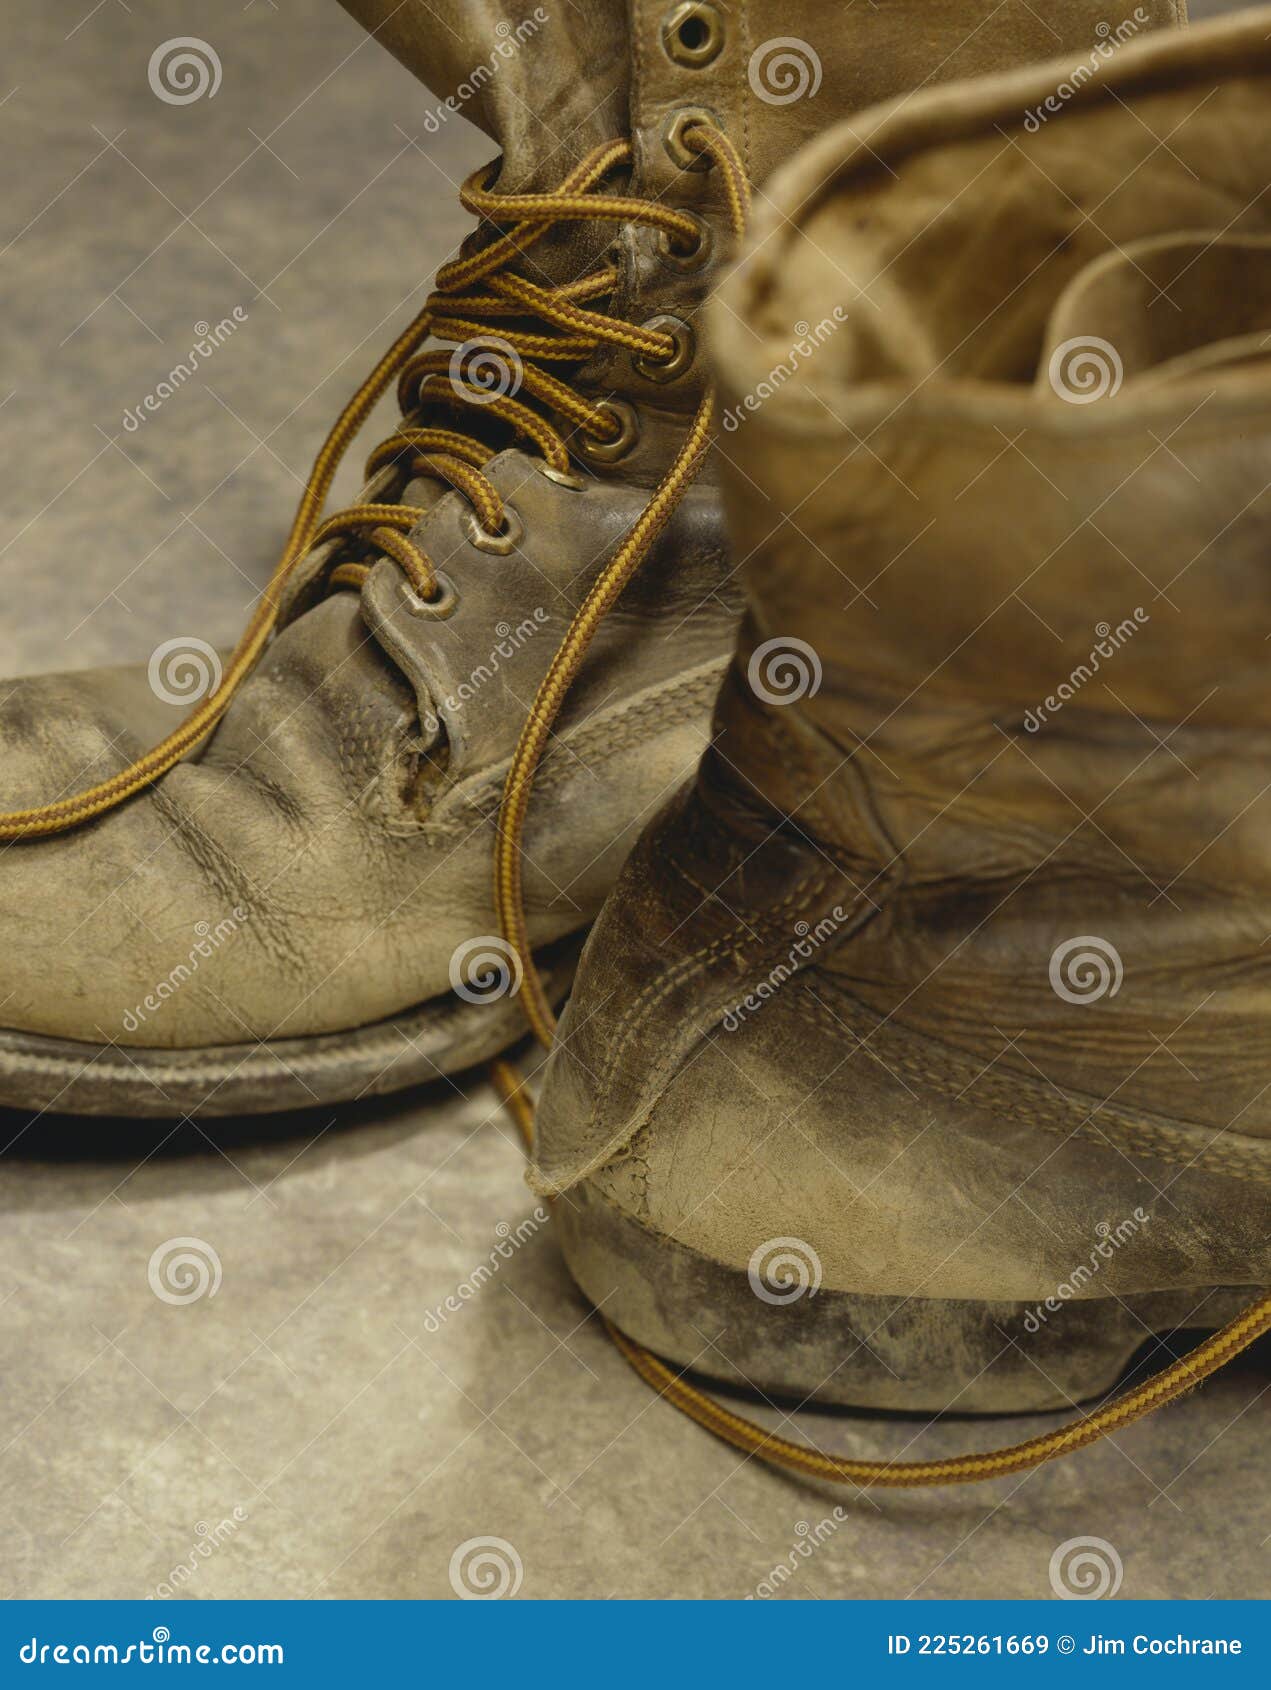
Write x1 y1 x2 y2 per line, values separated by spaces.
3 0 1185 1056
536 5 1271 1199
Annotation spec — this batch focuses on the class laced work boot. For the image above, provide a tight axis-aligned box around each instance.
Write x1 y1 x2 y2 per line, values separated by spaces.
532 7 1271 1436
0 0 1179 1118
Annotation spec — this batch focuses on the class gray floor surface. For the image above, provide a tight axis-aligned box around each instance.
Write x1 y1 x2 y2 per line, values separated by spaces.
1 0 1264 1601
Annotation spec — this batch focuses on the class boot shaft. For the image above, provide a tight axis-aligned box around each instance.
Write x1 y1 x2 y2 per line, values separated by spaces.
340 1 1184 184
338 0 1185 468
705 9 1271 1132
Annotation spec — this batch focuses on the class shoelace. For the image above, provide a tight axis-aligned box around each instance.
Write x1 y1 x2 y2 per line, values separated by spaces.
8 119 1266 1488
0 127 741 841
491 122 749 1045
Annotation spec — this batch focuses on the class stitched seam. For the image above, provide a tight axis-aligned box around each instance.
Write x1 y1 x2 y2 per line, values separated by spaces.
392 659 724 839
581 859 841 1155
0 978 554 1087
791 984 1271 1185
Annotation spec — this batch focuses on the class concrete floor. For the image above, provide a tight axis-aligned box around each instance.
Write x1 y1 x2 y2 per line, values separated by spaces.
1 0 1266 1601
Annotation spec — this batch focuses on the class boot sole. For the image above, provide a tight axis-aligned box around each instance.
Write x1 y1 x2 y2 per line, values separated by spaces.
0 936 579 1119
558 1182 1265 1415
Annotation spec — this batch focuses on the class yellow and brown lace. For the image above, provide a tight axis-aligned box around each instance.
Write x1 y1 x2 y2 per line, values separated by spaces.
0 130 726 839
5 123 1268 1489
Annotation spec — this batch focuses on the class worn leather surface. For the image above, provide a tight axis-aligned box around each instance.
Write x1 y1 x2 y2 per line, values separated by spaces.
535 7 1271 1306
8 0 1267 1606
0 495 727 1047
340 0 1185 465
2 0 1180 1063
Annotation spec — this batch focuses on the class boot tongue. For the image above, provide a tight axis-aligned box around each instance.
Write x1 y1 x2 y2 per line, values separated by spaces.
337 0 627 188
341 0 630 335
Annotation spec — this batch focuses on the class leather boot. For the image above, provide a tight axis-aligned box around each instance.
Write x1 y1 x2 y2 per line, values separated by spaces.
533 6 1271 1417
0 0 1181 1117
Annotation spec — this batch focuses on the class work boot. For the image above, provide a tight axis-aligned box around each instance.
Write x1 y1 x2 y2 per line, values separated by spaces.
533 6 1271 1418
0 0 1180 1118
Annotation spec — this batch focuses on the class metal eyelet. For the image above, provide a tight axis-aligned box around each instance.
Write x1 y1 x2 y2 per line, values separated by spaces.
662 106 720 172
634 315 696 384
661 3 724 68
536 462 588 491
657 211 714 273
461 506 524 555
576 399 640 465
401 571 459 620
